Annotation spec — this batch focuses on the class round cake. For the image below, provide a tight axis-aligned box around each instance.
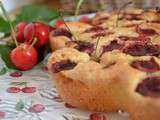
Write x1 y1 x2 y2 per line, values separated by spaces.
48 8 160 120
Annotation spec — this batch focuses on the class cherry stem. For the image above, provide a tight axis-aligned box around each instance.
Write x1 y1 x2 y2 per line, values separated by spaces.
94 36 101 57
0 1 18 47
58 10 77 41
75 0 85 16
28 23 35 44
116 1 133 27
26 38 38 51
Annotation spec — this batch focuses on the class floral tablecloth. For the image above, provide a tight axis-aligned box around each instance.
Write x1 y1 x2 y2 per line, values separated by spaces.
0 54 130 120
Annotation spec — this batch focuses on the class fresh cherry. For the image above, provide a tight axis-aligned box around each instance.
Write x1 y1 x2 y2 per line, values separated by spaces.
10 43 38 70
54 20 64 28
80 16 91 24
16 22 28 43
24 22 49 46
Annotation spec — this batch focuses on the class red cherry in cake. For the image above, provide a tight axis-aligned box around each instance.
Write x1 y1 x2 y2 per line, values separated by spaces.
131 58 160 72
85 26 105 33
75 41 94 55
136 26 158 36
136 76 160 97
123 43 160 56
24 22 49 46
10 43 38 70
52 60 77 73
16 22 28 43
123 13 142 20
103 41 124 53
52 28 72 38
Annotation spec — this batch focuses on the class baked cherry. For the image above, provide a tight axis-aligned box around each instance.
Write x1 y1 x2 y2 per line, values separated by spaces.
85 26 105 33
24 22 49 46
52 60 77 73
123 43 160 56
10 43 38 70
16 22 28 43
75 41 94 55
131 58 160 72
52 28 72 38
136 76 160 97
136 26 158 36
103 41 124 53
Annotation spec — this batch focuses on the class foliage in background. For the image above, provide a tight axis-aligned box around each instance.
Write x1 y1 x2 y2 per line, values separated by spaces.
15 5 59 23
0 5 59 36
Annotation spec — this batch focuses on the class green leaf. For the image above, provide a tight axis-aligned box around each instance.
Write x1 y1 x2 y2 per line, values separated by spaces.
15 5 59 23
0 44 15 69
0 17 10 34
15 100 25 111
0 67 7 75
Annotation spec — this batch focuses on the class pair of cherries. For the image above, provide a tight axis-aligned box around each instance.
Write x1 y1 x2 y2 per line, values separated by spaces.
10 22 51 70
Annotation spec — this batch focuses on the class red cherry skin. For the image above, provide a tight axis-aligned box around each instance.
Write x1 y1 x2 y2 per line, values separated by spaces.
24 22 49 46
22 87 36 93
16 22 28 43
10 43 38 70
54 20 64 28
80 16 91 24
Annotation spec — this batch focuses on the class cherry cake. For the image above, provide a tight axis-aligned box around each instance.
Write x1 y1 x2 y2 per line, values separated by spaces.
48 8 160 120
